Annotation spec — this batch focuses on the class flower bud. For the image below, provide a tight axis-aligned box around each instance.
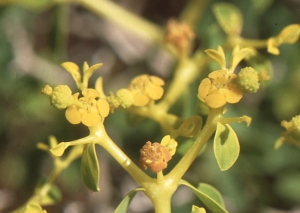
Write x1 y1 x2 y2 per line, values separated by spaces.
236 67 260 93
115 88 134 108
50 85 73 109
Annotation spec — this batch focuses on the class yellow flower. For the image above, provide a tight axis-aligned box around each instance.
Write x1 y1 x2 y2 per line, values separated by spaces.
198 70 243 108
65 88 110 127
128 74 165 106
139 141 171 173
161 135 178 156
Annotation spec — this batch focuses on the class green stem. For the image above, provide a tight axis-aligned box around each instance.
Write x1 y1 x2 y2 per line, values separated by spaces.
89 124 151 185
167 107 223 182
78 0 164 44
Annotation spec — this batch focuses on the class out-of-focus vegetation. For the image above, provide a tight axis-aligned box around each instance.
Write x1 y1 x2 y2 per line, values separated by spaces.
0 0 300 212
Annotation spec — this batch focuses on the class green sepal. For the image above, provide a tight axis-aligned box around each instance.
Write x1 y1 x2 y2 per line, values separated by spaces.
214 123 240 171
175 116 203 138
213 3 243 36
179 179 228 213
114 187 145 213
81 142 100 192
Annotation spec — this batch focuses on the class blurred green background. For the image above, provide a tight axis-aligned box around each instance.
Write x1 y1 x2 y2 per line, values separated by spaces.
0 0 300 212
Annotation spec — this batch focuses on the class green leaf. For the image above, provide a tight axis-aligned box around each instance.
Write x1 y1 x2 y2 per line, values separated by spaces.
213 3 243 36
114 187 144 213
81 142 100 192
179 179 228 213
214 123 240 171
251 0 274 14
175 116 203 138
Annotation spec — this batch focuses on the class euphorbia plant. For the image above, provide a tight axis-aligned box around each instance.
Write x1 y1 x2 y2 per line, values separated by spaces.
5 1 300 213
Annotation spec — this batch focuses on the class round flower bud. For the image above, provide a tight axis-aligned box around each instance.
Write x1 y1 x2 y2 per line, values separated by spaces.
236 67 260 93
115 88 134 108
50 85 73 109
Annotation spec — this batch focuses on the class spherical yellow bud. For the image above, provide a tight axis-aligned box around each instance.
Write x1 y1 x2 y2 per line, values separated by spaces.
50 85 73 109
236 67 260 93
115 89 134 108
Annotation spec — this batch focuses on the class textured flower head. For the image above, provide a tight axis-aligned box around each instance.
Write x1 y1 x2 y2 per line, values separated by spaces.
165 19 195 54
128 74 165 106
65 88 110 127
41 84 74 109
139 141 172 173
275 115 300 149
198 70 243 108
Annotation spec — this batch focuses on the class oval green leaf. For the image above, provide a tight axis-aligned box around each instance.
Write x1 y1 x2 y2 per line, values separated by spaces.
214 123 240 171
114 187 144 213
213 3 243 36
179 179 228 213
81 142 100 192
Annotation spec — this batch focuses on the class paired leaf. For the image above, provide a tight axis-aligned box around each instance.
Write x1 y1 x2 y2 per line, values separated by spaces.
81 142 100 192
175 116 203 138
214 123 240 171
179 179 228 213
114 187 145 213
61 62 82 84
213 3 243 36
83 63 103 87
205 46 226 70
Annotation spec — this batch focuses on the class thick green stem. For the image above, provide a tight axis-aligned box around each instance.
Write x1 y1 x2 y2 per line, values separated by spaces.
167 107 223 182
89 124 151 185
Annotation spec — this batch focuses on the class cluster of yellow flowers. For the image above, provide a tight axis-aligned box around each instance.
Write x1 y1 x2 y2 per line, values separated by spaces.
198 46 269 109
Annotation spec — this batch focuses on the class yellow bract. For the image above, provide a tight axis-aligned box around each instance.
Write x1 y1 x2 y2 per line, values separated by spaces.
198 70 243 108
65 88 110 127
128 74 165 107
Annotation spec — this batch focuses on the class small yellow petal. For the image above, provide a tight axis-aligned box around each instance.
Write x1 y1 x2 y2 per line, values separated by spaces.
150 76 165 86
208 70 226 79
205 92 227 108
161 135 171 146
82 88 100 98
225 86 243 103
82 112 101 127
198 78 211 100
146 84 164 100
65 106 81 124
133 94 150 106
97 99 110 117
